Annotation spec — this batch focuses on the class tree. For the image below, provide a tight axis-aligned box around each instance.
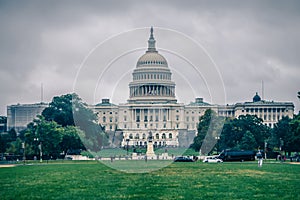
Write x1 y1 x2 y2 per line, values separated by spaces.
0 133 10 157
289 114 300 152
25 116 63 159
6 138 23 155
42 94 75 126
239 131 257 150
272 116 292 155
42 93 109 152
60 126 85 155
191 109 224 154
218 115 270 151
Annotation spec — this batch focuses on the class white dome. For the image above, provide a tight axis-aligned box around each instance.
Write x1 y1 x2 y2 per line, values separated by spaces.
136 52 168 68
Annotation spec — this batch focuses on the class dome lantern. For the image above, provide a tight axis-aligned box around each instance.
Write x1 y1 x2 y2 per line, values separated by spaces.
147 26 157 53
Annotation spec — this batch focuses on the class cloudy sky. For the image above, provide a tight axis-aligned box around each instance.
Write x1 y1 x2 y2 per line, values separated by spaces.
1 0 299 116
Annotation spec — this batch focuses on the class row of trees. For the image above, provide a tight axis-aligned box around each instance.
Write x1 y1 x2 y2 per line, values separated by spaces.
0 93 109 160
191 109 300 156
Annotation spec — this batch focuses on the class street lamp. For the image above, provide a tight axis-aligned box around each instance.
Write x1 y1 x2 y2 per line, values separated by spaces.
34 138 42 163
264 141 267 160
215 136 220 154
22 142 25 165
126 139 130 155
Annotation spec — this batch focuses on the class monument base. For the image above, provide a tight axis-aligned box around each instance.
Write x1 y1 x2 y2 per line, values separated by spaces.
146 141 156 158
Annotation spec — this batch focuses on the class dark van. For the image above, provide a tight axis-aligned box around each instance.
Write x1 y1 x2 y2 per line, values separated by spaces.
218 150 256 162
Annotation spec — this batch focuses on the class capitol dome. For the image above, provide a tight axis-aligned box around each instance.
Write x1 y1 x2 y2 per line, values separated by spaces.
136 27 168 68
128 27 176 104
136 52 168 68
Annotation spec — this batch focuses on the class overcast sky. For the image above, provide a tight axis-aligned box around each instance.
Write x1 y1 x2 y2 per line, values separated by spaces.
1 0 299 116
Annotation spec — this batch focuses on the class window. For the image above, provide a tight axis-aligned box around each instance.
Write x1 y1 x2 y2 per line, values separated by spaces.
162 133 166 139
103 116 106 123
109 117 113 122
156 133 159 139
135 134 139 139
176 115 179 121
142 133 146 139
169 133 172 139
124 116 127 121
129 134 133 139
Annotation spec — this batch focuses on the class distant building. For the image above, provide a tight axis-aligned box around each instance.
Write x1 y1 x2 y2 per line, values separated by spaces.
91 28 294 148
0 116 7 132
234 93 294 128
7 102 48 132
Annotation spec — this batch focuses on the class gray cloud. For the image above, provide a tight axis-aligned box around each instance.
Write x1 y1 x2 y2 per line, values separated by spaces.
0 0 299 115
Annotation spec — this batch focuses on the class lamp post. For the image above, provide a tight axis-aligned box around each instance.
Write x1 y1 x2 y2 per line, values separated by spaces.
126 139 130 155
34 138 42 163
264 141 267 160
215 136 220 154
22 142 25 165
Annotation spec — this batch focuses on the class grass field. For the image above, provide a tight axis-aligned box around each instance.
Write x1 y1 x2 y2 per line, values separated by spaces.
0 161 299 200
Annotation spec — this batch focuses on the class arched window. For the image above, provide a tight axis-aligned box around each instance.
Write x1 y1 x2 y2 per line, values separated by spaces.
162 133 166 139
135 134 140 139
103 116 106 122
169 133 172 139
156 133 159 139
142 133 146 139
129 133 133 139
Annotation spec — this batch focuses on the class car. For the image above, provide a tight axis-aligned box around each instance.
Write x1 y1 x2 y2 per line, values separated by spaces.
202 156 223 163
174 156 194 162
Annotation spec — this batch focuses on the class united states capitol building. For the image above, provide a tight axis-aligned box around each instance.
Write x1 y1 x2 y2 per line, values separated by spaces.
91 28 294 148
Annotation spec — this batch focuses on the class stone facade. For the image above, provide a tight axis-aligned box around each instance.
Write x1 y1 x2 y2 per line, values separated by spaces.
92 28 294 148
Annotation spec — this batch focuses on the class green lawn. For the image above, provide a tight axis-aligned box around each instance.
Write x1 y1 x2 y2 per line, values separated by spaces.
0 161 299 199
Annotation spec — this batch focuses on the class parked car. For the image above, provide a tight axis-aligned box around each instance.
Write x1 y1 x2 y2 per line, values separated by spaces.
203 156 223 163
174 156 194 162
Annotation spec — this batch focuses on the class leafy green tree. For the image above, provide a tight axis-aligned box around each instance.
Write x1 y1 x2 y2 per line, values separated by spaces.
0 134 10 157
272 116 292 154
272 114 300 155
42 94 75 126
219 115 270 151
239 131 257 150
8 128 17 141
289 114 300 152
25 116 63 159
42 93 109 152
191 109 224 154
60 126 85 155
